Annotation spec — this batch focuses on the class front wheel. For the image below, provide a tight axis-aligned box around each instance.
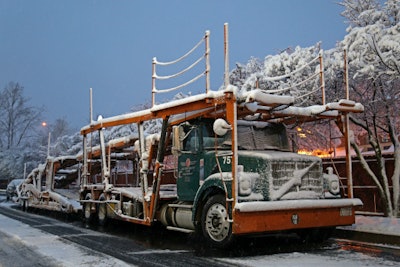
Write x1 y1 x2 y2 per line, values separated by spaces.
201 194 233 247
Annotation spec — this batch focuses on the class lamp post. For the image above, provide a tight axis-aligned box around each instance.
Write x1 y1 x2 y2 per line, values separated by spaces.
41 121 51 158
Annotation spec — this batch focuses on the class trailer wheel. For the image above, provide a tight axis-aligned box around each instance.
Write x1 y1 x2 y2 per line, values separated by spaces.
83 193 94 224
97 194 107 226
21 200 28 212
201 194 233 247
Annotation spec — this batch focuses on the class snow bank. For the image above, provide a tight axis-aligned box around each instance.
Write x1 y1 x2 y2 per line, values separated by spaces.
340 215 400 237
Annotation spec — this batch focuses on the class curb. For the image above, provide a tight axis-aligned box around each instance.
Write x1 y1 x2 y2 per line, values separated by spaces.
334 228 400 246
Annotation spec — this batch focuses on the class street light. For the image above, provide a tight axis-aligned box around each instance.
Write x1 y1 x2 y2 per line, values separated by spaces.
41 121 51 157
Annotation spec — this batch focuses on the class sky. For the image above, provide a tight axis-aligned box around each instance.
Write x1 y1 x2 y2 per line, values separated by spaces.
0 0 348 130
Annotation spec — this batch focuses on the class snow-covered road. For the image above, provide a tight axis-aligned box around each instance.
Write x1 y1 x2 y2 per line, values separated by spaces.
1 198 399 267
0 212 132 266
219 243 399 267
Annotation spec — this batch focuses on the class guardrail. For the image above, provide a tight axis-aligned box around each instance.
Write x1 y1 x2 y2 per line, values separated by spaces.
0 189 6 195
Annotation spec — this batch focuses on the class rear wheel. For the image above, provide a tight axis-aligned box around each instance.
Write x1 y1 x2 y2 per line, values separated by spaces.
97 194 107 226
201 194 233 247
83 193 94 224
21 200 28 212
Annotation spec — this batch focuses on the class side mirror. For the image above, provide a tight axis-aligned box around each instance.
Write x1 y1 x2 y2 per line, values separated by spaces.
213 119 231 136
172 125 184 155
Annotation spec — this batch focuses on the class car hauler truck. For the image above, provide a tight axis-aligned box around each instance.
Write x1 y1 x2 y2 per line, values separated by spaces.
19 155 82 213
18 135 137 214
80 24 363 247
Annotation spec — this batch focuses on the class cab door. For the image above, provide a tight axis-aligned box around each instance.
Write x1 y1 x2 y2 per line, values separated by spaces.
177 126 203 201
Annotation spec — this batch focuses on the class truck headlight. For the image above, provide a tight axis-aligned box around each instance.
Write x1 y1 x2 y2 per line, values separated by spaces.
323 167 340 196
330 180 339 191
239 174 252 196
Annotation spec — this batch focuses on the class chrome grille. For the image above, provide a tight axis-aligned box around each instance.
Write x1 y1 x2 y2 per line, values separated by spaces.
270 160 323 196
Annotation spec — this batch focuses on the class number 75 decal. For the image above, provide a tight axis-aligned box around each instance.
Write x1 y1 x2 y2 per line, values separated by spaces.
222 156 232 164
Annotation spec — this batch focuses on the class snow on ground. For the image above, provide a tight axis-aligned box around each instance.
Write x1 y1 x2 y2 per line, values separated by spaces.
220 215 400 267
219 250 397 267
1 195 399 266
0 200 131 267
340 215 400 237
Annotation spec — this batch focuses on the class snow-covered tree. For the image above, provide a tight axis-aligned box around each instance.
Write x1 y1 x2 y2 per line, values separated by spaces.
0 82 43 181
51 118 73 141
228 0 399 217
229 57 263 89
228 43 334 152
50 132 82 157
339 0 383 27
337 0 400 217
233 44 323 107
0 82 42 149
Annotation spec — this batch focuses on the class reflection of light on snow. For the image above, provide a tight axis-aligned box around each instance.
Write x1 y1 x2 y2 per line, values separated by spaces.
219 249 396 267
298 149 332 158
299 133 307 138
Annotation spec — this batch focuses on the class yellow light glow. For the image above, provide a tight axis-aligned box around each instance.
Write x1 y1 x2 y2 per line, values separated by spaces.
298 149 332 158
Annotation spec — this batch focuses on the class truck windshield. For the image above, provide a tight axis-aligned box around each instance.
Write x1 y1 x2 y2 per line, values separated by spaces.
221 121 289 151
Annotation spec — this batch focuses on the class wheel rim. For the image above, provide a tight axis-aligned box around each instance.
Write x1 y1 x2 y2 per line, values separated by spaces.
98 203 106 221
205 202 230 242
84 203 91 220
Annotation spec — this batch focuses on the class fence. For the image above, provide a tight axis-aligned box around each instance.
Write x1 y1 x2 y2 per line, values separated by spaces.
323 154 394 216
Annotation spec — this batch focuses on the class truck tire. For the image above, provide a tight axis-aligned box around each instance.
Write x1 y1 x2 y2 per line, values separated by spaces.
201 194 233 247
83 193 94 224
21 200 28 212
97 194 107 226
